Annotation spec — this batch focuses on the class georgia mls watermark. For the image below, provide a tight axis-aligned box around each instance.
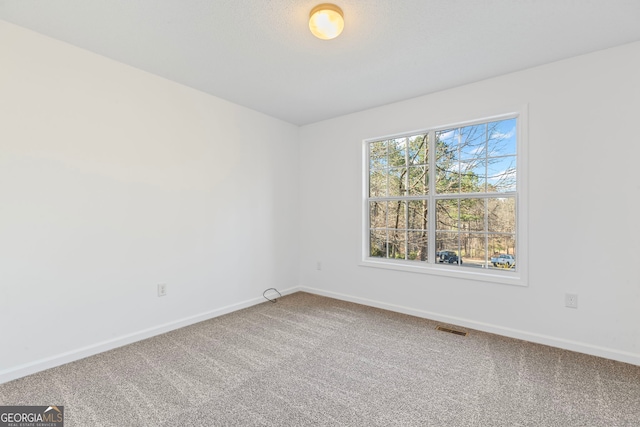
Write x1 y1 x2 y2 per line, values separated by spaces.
0 406 64 427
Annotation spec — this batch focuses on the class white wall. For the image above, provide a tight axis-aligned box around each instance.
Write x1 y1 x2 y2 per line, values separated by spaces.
299 41 640 365
0 21 299 382
2 20 638 385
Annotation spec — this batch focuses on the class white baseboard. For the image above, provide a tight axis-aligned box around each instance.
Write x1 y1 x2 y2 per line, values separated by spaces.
0 286 300 385
4 285 637 385
299 286 640 367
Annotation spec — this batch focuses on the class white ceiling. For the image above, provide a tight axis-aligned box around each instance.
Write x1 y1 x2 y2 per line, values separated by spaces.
2 1 640 125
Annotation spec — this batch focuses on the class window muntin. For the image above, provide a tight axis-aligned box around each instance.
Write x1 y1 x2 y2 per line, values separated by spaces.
366 116 519 273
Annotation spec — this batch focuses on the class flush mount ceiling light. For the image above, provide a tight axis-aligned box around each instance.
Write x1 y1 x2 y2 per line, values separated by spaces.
309 4 344 40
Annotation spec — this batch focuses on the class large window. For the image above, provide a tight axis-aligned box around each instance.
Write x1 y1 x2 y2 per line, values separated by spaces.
365 114 524 283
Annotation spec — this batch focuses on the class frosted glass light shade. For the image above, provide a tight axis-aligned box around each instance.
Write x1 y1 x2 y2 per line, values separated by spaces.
309 4 344 40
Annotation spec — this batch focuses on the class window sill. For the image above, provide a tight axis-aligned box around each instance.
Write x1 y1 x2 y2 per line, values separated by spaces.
359 258 527 287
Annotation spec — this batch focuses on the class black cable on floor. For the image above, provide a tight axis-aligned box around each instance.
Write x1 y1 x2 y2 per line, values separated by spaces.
263 288 281 303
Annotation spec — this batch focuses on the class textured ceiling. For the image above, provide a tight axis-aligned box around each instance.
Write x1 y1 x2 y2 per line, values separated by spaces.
2 0 640 125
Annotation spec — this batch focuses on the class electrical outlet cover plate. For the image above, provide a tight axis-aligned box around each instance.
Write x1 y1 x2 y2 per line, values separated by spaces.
565 293 578 308
158 284 167 297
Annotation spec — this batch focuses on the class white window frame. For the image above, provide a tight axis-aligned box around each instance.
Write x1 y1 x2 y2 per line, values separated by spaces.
361 108 528 286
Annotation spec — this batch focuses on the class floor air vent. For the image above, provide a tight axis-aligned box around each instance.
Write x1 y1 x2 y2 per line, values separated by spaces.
436 325 468 337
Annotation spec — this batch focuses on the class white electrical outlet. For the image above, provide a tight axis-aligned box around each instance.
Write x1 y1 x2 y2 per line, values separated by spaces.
158 284 167 297
317 261 322 270
565 293 578 308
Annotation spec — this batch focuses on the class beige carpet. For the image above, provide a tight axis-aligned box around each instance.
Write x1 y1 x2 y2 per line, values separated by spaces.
1 292 639 426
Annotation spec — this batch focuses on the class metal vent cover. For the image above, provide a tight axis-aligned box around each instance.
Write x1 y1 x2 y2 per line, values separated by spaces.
435 325 468 337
